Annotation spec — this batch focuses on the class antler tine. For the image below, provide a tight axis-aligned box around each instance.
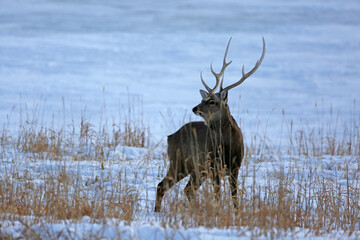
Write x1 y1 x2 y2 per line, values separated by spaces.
200 38 233 94
221 37 266 92
220 75 225 92
209 38 232 93
200 71 212 92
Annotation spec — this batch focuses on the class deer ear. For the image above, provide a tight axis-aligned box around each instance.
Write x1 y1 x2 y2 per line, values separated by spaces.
220 90 228 102
199 90 208 100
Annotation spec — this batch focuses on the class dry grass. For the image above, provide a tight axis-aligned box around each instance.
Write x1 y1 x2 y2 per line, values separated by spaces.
2 97 149 162
156 100 360 237
0 98 147 235
0 98 359 238
160 154 359 235
0 171 139 222
286 100 360 157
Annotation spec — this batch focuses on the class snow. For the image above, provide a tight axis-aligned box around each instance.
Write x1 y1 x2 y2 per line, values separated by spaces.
1 0 360 239
1 149 359 239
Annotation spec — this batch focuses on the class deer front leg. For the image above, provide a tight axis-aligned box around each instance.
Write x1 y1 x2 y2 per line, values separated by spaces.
229 168 239 209
184 172 204 203
213 174 221 201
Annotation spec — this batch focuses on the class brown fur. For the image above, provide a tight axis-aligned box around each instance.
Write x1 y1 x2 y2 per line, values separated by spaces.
155 100 244 212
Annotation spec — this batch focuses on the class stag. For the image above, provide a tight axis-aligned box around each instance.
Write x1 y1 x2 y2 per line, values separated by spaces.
155 38 266 212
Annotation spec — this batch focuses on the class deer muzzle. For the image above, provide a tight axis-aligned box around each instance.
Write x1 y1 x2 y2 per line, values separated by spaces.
192 106 203 116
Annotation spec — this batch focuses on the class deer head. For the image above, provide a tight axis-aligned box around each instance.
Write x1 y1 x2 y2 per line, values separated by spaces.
192 37 266 124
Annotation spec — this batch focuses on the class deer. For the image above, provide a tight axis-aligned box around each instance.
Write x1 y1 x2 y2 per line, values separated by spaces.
155 37 266 212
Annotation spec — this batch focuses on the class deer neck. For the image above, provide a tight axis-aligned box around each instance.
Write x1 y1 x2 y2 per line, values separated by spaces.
208 105 241 153
208 105 235 132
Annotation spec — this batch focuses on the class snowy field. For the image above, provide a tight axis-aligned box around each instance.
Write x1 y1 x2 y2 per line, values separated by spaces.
1 148 359 239
1 0 359 141
1 0 360 239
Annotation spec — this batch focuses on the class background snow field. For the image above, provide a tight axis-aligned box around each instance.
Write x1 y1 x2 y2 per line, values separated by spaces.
0 0 360 239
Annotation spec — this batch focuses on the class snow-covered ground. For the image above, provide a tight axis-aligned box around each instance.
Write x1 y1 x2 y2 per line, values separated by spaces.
1 145 359 239
1 0 360 239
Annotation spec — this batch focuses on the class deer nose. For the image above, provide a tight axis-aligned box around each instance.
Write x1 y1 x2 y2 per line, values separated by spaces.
192 106 198 113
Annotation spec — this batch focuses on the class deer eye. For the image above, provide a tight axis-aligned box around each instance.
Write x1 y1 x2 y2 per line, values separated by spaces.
208 100 215 106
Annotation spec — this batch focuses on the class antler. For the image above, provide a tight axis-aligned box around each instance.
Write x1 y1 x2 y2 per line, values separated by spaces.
201 37 233 94
220 37 266 92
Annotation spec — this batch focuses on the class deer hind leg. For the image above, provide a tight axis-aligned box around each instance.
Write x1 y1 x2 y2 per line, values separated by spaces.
155 173 187 212
155 159 187 212
155 176 174 212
